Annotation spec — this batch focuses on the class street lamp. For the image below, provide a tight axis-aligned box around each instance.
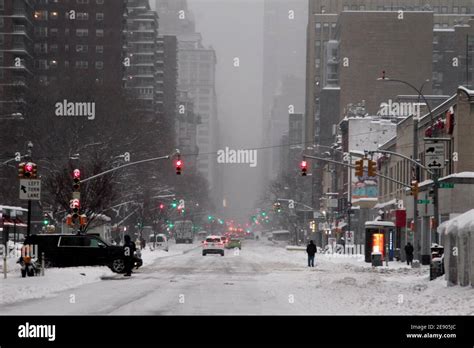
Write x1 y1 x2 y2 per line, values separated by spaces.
377 74 438 264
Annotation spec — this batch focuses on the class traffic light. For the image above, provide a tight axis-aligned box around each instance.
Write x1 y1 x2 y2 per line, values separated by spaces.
300 160 308 176
175 156 182 175
32 163 37 178
73 168 81 191
43 213 49 226
208 215 213 221
273 202 282 213
367 160 377 177
410 180 419 196
18 162 25 178
159 203 165 210
23 162 34 178
71 199 80 219
171 199 177 208
355 159 364 177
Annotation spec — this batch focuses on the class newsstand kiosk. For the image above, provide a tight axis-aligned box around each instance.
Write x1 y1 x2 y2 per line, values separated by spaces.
364 221 396 263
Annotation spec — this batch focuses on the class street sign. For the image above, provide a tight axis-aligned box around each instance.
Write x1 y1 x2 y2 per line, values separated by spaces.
425 141 445 169
439 182 454 189
417 199 431 204
19 179 41 200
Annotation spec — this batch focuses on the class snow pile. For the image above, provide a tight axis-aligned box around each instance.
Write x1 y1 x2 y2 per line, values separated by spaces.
0 266 114 306
438 209 474 287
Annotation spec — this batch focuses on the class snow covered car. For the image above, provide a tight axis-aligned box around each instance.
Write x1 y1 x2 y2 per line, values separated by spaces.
202 235 225 256
22 233 143 273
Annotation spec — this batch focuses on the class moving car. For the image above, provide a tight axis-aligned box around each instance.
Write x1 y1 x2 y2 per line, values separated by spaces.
225 238 242 250
152 233 169 251
202 235 224 256
22 233 142 273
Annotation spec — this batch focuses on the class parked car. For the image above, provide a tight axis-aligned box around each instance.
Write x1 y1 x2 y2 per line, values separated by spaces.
225 238 242 250
22 233 142 273
202 235 225 256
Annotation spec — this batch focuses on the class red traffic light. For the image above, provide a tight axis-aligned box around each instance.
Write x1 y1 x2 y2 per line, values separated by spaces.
175 158 182 175
73 169 81 179
301 160 308 176
159 203 165 210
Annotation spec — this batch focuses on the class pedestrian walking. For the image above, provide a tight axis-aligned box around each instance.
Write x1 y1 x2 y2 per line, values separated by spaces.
306 240 317 267
405 242 414 266
123 235 136 276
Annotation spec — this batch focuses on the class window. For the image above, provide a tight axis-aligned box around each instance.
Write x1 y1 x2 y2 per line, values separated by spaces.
0 17 4 28
343 6 349 11
96 29 104 37
50 44 58 52
75 60 88 69
76 29 88 37
453 7 459 13
0 0 3 10
64 61 69 68
441 6 448 13
95 45 103 53
50 28 58 37
77 0 90 4
34 10 48 20
95 61 103 69
96 12 104 20
76 44 88 52
77 12 89 20
34 27 48 37
34 43 48 53
59 236 83 247
96 0 104 4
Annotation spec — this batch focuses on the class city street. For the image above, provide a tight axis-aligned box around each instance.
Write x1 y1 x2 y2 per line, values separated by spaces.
1 240 472 315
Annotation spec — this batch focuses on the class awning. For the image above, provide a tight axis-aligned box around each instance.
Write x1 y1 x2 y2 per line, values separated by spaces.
374 199 398 209
1 217 27 228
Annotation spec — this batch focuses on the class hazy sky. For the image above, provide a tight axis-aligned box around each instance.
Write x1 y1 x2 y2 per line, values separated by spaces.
187 0 265 219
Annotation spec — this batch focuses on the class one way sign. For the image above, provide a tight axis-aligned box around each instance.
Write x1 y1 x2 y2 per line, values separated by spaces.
19 179 41 200
425 141 445 169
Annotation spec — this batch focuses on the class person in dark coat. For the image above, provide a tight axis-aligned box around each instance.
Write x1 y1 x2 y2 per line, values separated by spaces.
405 242 414 265
306 240 317 267
123 235 136 276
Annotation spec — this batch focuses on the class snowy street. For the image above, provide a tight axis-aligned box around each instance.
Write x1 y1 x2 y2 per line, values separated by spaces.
1 240 472 315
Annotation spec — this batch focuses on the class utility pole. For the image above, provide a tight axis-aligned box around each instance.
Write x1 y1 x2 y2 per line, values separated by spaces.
412 116 420 261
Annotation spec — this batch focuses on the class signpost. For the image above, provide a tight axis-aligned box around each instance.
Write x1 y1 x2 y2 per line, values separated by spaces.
439 182 454 189
417 199 431 204
425 141 445 169
19 179 41 200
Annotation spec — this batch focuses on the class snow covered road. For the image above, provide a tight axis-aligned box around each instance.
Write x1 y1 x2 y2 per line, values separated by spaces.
0 240 472 315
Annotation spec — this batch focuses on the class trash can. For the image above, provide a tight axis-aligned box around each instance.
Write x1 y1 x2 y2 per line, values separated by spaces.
371 252 383 267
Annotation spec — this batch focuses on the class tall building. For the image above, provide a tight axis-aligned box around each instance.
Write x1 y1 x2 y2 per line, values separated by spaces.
261 0 307 182
305 0 474 145
156 0 220 205
0 0 36 116
124 0 162 119
32 0 126 88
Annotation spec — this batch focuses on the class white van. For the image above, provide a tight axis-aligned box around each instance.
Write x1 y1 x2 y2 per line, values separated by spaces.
152 234 169 252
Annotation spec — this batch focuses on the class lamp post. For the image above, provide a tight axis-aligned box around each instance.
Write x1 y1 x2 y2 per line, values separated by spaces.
377 76 437 264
